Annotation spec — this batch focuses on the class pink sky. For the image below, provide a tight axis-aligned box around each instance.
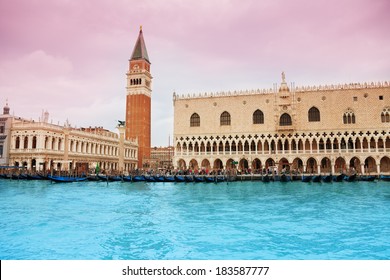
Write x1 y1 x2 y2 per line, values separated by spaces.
1 0 389 146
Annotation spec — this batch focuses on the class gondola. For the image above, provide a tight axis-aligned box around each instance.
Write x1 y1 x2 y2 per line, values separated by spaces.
312 175 322 182
194 175 204 182
301 175 312 182
174 175 186 182
344 174 357 182
333 174 344 182
280 173 290 182
132 175 145 182
262 174 270 182
379 175 390 181
360 175 376 181
322 175 332 182
154 175 165 182
48 175 88 183
184 175 194 182
164 175 176 182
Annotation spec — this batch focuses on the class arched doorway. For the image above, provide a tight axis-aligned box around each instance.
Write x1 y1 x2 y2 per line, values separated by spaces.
252 158 261 171
213 159 223 170
349 157 361 173
201 159 211 170
380 156 390 173
226 158 235 169
292 158 303 173
177 159 187 170
239 158 249 172
320 157 331 173
306 158 317 173
189 159 199 170
364 157 376 173
335 157 346 173
278 158 290 172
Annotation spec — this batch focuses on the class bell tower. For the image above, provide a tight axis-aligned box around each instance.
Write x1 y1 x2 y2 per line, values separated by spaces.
125 26 152 168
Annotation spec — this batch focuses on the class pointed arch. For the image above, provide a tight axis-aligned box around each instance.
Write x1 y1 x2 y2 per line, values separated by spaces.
220 111 231 126
190 113 200 127
308 107 320 122
279 113 292 126
253 109 264 124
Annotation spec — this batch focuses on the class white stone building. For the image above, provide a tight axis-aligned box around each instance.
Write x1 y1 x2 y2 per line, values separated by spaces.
1 103 138 173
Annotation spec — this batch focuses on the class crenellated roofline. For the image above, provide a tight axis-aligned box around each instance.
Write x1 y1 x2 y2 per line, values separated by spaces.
173 80 390 100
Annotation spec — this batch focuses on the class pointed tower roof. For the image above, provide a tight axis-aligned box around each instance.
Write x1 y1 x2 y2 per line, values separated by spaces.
130 26 150 63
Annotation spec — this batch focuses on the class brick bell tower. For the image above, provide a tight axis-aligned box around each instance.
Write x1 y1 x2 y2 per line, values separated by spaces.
125 26 152 168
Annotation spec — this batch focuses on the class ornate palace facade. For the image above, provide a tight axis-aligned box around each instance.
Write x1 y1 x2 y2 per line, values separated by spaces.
1 104 138 172
173 75 390 174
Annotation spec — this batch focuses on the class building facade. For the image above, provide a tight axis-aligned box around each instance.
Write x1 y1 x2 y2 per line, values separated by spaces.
173 74 390 175
151 146 174 169
125 27 152 168
1 105 138 173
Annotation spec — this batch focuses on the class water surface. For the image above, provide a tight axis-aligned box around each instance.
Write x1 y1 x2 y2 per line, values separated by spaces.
0 179 389 259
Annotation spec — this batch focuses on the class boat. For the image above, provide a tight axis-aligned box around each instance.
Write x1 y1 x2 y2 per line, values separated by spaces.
262 174 270 182
360 175 376 181
194 175 204 182
154 175 165 182
174 175 186 182
280 173 290 182
344 174 357 182
312 175 322 182
184 175 194 182
122 176 132 182
333 174 344 182
27 174 45 180
97 175 122 182
204 176 216 183
164 175 176 182
132 175 145 182
144 176 156 182
322 175 332 182
48 175 87 183
379 175 390 181
302 175 312 182
87 175 100 181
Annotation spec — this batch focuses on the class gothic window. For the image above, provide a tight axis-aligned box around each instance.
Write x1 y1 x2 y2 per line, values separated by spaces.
190 113 200 127
15 136 20 149
381 107 390 123
308 107 320 122
279 113 292 126
253 109 264 124
343 109 356 124
220 111 231 126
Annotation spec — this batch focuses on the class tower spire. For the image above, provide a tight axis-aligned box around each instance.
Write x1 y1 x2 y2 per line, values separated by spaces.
130 26 150 63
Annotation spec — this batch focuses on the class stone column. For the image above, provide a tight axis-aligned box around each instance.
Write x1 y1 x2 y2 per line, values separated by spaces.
117 125 125 172
377 164 381 175
360 163 365 175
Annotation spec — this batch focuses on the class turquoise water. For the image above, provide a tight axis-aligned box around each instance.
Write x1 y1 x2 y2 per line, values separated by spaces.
0 179 389 260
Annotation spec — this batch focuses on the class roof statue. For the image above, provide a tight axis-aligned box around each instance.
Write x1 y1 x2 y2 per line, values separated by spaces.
282 71 286 83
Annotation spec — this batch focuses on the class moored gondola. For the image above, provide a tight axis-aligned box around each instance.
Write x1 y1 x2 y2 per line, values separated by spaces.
48 175 88 183
302 175 312 182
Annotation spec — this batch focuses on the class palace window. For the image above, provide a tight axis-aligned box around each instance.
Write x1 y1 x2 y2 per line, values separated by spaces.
24 136 28 149
0 144 3 158
190 113 200 127
15 136 20 149
343 109 356 124
220 111 231 126
279 113 292 126
308 107 320 122
253 110 264 124
381 107 390 123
